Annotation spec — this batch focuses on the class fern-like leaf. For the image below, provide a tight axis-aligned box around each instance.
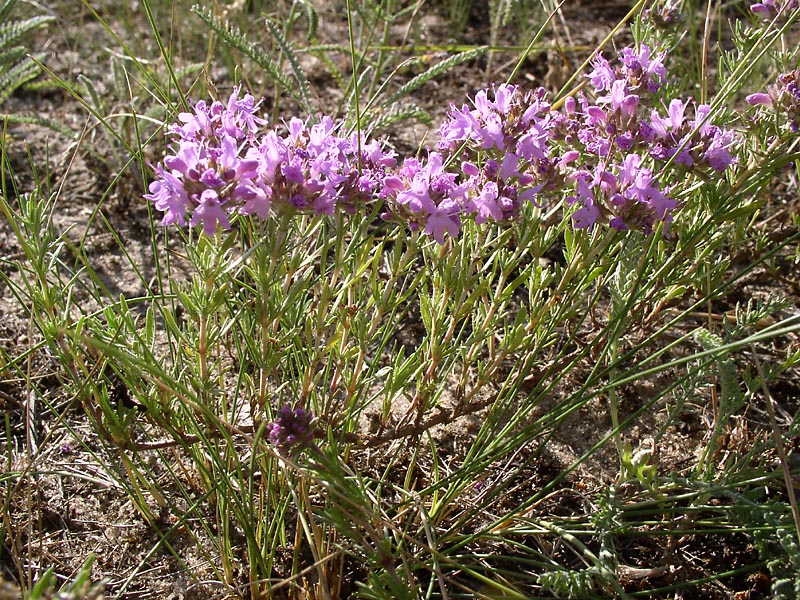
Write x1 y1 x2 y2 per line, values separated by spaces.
369 101 431 132
0 45 26 66
264 16 314 114
190 5 308 111
383 46 488 107
0 53 44 105
729 296 790 334
0 0 52 107
0 15 56 49
500 0 520 27
0 111 77 138
295 0 318 41
693 327 744 415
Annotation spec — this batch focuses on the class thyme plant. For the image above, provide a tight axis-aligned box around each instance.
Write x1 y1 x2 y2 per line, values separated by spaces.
2 0 800 597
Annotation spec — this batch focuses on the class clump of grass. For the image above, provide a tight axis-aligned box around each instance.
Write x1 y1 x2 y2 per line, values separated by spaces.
2 0 800 598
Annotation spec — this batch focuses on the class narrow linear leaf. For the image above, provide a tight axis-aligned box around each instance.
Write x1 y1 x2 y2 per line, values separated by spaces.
299 43 350 54
0 0 17 24
346 65 374 124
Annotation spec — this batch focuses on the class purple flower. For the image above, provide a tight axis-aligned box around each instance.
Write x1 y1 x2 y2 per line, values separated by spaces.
567 171 600 229
610 156 678 233
268 116 397 216
747 69 800 133
424 199 463 243
587 45 666 96
226 84 267 136
620 45 667 94
190 189 230 235
750 0 799 20
588 54 616 92
472 181 503 224
751 0 777 14
746 92 773 107
173 100 214 140
597 79 640 117
703 132 736 171
144 165 190 227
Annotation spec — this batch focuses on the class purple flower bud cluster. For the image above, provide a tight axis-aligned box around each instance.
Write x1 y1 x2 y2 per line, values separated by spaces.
643 2 684 28
267 404 315 454
147 44 741 242
145 87 398 235
747 69 800 133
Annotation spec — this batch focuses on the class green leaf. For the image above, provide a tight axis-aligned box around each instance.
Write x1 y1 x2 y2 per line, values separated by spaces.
693 327 743 414
190 5 308 111
0 0 52 108
265 16 314 114
368 100 431 132
383 46 488 107
0 45 25 66
0 53 43 105
0 15 55 49
0 0 18 24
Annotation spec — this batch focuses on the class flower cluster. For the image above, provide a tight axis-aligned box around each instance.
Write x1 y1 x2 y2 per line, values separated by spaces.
378 84 551 242
643 2 684 28
145 87 397 234
564 156 679 233
540 44 738 231
437 83 553 208
543 49 669 231
588 44 668 97
646 100 736 171
147 44 741 242
380 153 467 244
747 69 800 133
267 404 316 454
